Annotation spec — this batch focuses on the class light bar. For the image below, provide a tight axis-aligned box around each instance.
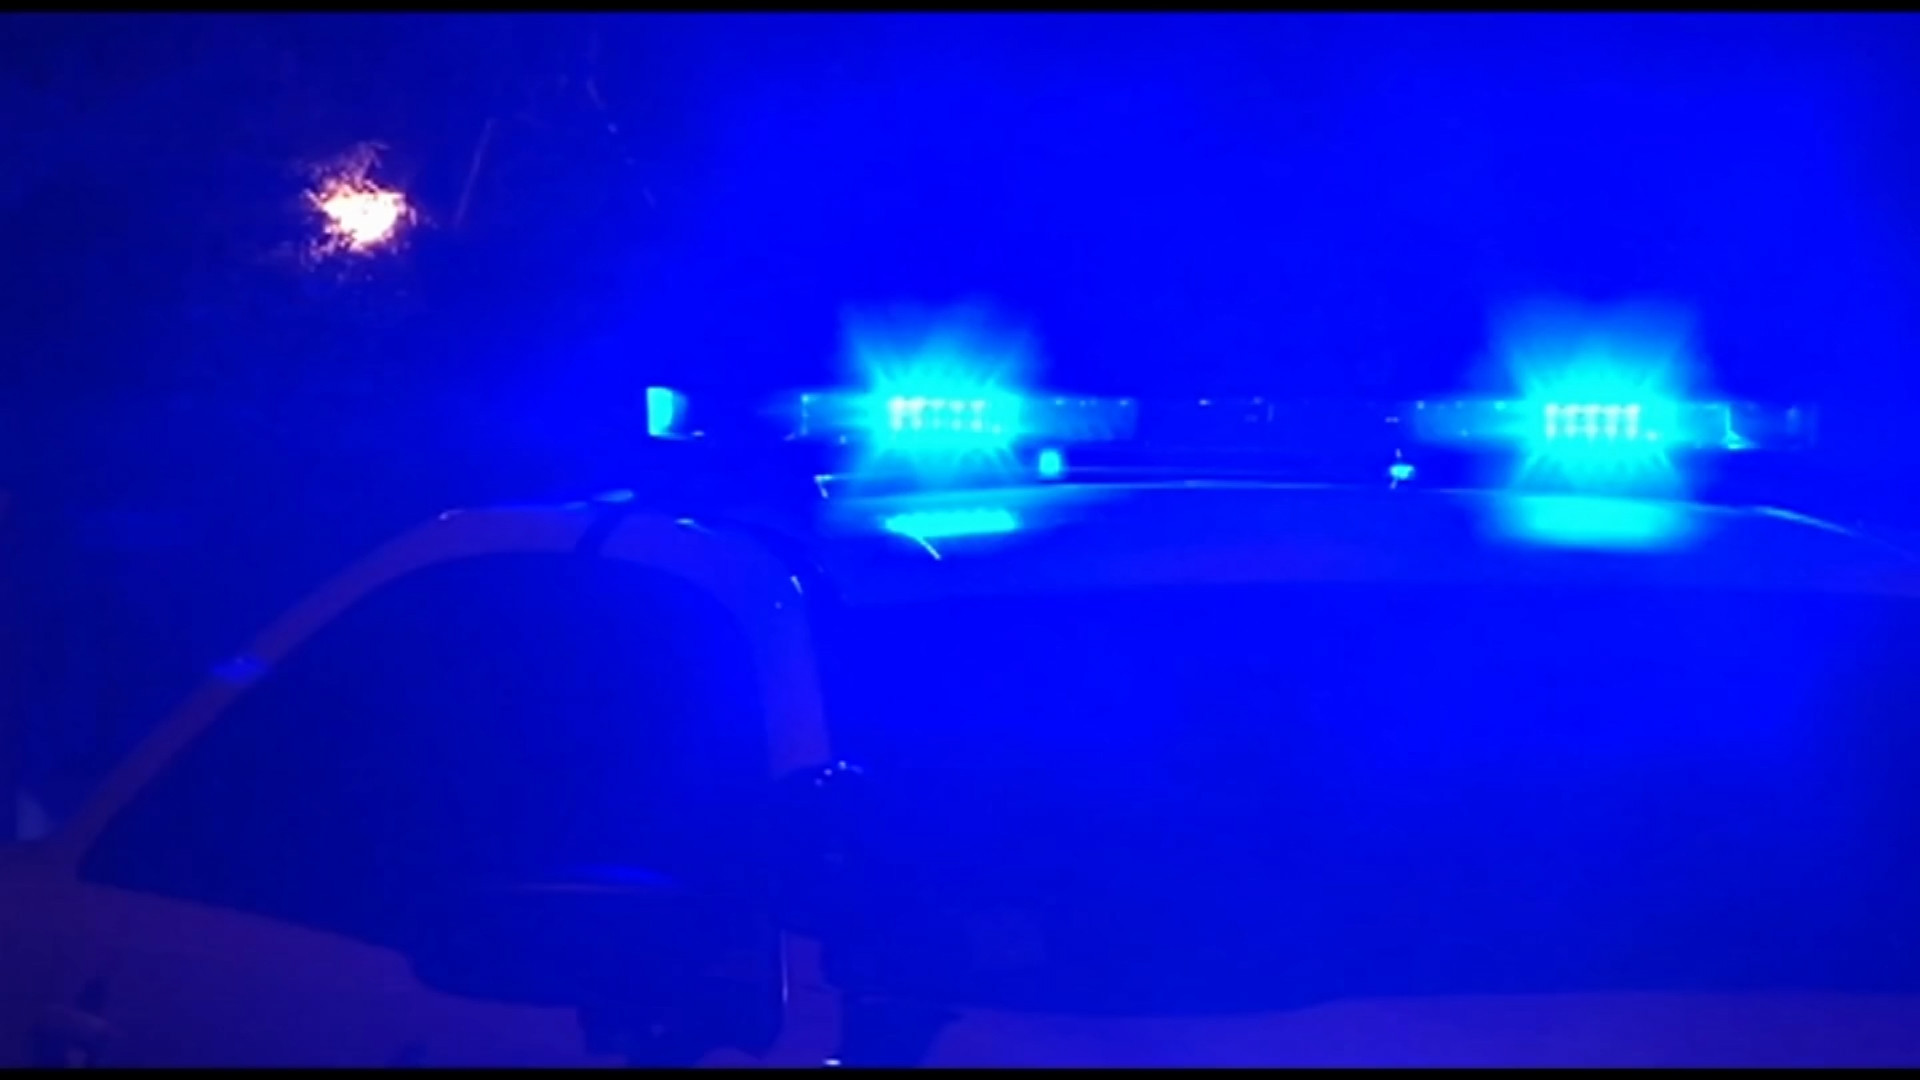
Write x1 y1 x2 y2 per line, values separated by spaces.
1407 398 1816 454
642 386 1814 464
793 390 1139 450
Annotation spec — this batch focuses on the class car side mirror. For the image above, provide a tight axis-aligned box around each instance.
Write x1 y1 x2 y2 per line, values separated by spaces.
768 764 960 1067
405 868 779 1065
769 761 874 936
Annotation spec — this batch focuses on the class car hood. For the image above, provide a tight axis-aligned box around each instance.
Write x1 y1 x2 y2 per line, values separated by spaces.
918 992 1920 1067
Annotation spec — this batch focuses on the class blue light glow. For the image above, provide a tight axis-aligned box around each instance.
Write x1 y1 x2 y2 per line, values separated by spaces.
877 389 1025 450
1514 368 1679 443
837 369 1033 483
836 308 1039 476
1036 447 1067 480
1412 395 1788 461
1519 394 1683 493
1496 303 1703 495
881 507 1021 541
1542 402 1647 443
1494 495 1697 552
645 386 687 439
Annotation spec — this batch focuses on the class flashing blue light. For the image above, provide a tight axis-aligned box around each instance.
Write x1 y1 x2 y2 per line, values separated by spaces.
1504 355 1698 493
1036 447 1067 480
646 387 688 439
879 392 1023 450
1388 460 1415 484
1525 397 1678 489
1542 402 1648 443
842 309 1034 440
1412 397 1807 462
792 371 1031 473
880 507 1021 541
792 380 1136 470
847 348 1032 468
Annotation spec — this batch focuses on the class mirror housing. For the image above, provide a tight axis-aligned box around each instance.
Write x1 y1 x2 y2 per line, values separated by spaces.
770 761 874 936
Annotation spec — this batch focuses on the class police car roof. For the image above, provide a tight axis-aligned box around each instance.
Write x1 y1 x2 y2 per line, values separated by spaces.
808 481 1920 608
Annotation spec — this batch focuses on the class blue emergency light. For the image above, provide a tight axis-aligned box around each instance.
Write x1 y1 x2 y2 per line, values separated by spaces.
641 365 1815 513
1407 397 1814 455
793 387 1139 454
647 383 1810 466
632 301 1829 556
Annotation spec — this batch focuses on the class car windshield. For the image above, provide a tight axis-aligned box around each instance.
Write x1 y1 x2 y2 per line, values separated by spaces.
824 581 1920 1016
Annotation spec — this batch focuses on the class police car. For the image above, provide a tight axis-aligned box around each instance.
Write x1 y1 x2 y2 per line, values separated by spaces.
6 364 1920 1067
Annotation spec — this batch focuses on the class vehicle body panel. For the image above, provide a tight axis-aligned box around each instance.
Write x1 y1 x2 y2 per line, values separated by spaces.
912 993 1920 1068
816 483 1920 606
3 483 1918 1066
1 506 627 1067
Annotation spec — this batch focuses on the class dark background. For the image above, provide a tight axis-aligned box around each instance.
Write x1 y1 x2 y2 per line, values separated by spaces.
7 16 1919 403
3 12 1920 732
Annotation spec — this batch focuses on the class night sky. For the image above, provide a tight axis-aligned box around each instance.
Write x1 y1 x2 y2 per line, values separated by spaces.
4 14 1919 454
